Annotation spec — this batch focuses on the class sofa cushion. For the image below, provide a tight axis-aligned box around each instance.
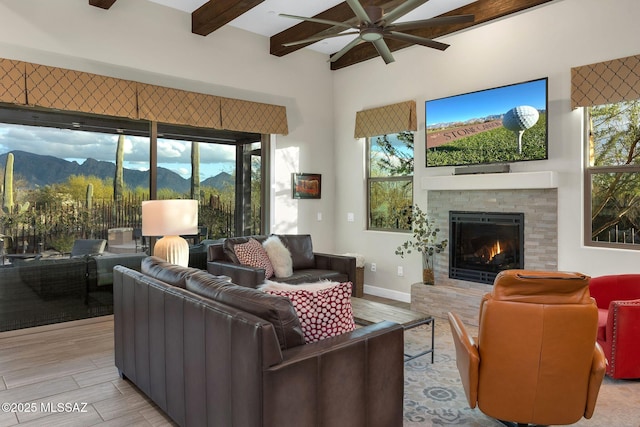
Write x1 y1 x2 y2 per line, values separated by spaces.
261 281 356 343
278 234 315 270
186 274 305 350
271 269 348 285
234 238 274 279
597 308 608 341
141 256 203 288
223 235 266 264
263 235 293 278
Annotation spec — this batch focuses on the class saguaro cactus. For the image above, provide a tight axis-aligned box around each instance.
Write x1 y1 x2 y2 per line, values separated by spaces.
114 134 124 206
86 183 94 209
2 152 14 213
191 141 200 201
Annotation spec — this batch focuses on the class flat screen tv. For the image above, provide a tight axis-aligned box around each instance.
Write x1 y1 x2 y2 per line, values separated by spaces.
425 77 548 168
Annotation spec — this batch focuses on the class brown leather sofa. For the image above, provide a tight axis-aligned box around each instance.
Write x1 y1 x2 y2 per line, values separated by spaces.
207 234 357 292
114 257 404 427
449 269 606 426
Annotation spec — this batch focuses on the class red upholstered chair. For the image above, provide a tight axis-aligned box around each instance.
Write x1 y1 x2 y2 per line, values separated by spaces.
589 274 640 379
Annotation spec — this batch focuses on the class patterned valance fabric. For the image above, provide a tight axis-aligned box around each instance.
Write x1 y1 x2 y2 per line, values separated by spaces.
221 97 288 135
0 58 26 105
26 63 138 119
354 100 416 138
571 54 640 108
0 56 288 135
138 83 222 129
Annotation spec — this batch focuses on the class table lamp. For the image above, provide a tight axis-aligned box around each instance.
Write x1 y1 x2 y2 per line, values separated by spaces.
141 199 198 267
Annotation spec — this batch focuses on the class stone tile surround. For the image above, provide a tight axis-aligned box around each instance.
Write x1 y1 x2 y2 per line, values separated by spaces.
411 188 558 325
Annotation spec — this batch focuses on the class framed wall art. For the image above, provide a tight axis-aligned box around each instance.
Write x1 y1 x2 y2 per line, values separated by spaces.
292 173 321 199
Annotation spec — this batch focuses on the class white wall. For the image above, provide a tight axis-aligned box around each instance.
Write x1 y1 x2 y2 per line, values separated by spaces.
332 0 640 300
0 0 337 251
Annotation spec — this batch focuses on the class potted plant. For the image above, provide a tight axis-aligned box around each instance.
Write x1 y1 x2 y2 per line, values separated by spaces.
395 205 447 285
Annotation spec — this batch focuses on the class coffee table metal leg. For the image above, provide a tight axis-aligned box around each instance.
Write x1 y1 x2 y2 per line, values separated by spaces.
404 317 435 363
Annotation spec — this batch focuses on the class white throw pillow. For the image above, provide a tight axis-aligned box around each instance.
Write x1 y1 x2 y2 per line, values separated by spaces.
262 235 293 278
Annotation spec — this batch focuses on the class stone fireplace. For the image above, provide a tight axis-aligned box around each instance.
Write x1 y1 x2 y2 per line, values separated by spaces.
411 172 558 325
449 211 525 285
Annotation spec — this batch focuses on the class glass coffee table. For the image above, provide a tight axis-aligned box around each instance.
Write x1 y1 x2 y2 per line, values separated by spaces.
350 297 435 363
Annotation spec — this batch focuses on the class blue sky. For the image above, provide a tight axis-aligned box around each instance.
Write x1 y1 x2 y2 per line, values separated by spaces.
425 78 547 125
0 123 235 180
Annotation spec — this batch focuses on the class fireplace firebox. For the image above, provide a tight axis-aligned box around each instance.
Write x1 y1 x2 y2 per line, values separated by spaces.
449 211 524 285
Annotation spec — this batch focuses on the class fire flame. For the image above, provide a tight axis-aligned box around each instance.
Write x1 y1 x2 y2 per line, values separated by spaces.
488 240 501 260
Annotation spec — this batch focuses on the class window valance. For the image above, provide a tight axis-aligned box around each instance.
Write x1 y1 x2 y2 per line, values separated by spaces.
138 83 222 129
571 53 640 108
0 57 288 135
0 58 26 105
26 63 138 119
221 97 288 135
354 100 416 138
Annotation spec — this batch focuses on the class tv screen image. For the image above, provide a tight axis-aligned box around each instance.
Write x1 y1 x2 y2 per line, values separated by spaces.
425 77 548 168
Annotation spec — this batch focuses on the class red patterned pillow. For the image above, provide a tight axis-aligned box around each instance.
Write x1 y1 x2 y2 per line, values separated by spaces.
233 238 274 279
262 281 356 343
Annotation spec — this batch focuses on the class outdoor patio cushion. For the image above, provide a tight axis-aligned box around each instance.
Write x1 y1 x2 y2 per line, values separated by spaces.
70 239 107 257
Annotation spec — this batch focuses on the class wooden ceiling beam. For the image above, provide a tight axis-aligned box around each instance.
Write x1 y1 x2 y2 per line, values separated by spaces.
192 0 264 36
330 0 556 70
270 0 401 57
89 0 117 9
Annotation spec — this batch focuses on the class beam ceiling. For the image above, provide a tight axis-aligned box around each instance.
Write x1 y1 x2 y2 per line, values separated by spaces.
88 0 557 70
271 0 557 70
192 0 265 36
89 0 117 10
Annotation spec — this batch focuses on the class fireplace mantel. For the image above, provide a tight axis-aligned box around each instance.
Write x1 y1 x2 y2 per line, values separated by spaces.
421 171 558 191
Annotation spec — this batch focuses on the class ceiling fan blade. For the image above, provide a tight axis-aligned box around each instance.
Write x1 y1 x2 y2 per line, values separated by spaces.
385 31 449 51
378 0 429 25
346 0 372 24
387 14 475 32
330 37 363 63
283 31 360 47
279 13 356 29
372 38 395 64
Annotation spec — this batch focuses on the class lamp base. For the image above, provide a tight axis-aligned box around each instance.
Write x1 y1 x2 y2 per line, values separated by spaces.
153 235 189 267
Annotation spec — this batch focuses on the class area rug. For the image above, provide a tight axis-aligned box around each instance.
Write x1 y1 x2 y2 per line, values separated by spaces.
402 320 640 427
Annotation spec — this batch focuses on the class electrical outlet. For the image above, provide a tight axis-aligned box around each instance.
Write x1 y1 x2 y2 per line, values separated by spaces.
347 212 355 222
397 266 404 276
370 263 376 272
317 212 322 221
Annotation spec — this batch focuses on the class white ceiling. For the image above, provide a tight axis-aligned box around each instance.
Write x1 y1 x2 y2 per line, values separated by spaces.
146 0 477 55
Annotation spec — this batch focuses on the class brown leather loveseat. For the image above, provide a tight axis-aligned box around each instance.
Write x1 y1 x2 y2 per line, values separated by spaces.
114 257 404 427
207 234 357 292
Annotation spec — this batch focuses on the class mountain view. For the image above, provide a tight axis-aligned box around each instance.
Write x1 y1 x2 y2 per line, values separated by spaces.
0 150 233 193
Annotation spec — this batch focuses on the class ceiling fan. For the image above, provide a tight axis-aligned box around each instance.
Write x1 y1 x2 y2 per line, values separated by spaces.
280 0 474 65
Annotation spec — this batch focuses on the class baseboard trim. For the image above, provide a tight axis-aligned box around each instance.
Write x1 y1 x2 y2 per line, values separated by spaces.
363 284 411 303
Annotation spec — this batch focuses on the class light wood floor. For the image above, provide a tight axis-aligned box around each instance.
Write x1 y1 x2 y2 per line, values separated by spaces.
0 316 175 427
0 294 403 427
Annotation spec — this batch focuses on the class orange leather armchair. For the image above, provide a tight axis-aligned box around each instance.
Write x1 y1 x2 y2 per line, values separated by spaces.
589 274 640 379
448 270 606 426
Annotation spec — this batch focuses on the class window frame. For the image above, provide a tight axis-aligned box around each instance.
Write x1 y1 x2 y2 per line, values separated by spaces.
583 106 640 250
0 104 269 237
366 133 414 232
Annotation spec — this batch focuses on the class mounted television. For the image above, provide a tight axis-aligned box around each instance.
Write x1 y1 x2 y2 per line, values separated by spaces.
425 77 548 168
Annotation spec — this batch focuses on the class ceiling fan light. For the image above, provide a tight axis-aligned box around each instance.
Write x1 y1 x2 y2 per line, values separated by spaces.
360 27 382 41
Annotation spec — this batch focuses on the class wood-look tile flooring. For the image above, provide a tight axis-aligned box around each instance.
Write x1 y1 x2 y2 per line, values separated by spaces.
0 294 405 427
0 316 175 427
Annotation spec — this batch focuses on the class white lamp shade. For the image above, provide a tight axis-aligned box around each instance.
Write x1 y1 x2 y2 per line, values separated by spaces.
141 199 198 267
141 199 198 237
